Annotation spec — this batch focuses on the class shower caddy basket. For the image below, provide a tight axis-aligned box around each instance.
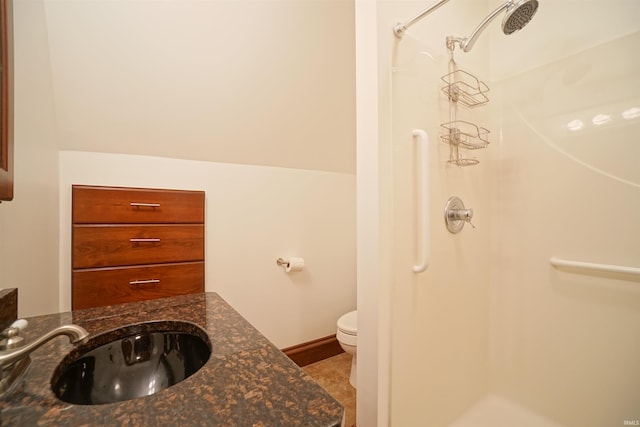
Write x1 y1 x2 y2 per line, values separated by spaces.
440 41 490 166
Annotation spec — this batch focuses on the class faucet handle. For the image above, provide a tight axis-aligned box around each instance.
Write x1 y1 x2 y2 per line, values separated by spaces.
1 319 28 350
9 319 28 332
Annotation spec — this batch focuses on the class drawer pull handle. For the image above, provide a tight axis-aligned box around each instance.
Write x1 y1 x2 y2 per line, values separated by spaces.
130 238 161 243
129 279 160 285
130 202 161 208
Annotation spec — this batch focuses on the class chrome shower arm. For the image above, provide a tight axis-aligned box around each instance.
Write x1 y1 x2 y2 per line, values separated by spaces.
395 0 538 49
452 0 538 52
457 2 510 52
393 0 452 38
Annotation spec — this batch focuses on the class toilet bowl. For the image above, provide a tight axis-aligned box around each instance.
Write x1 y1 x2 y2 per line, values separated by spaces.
336 310 357 388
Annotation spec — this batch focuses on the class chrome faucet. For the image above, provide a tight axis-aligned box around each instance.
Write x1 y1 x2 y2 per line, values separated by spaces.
1 321 89 398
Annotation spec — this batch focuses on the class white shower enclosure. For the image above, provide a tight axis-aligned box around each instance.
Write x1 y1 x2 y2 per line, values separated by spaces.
357 0 640 426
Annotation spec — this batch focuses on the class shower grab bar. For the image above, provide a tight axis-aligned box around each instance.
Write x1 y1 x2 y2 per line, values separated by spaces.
550 257 640 278
413 129 429 273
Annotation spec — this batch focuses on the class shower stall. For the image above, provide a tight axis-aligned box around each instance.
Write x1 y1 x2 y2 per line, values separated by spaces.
356 0 640 425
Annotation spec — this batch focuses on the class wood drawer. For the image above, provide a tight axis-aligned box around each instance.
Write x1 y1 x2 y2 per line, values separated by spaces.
72 185 205 224
72 262 204 310
73 224 204 268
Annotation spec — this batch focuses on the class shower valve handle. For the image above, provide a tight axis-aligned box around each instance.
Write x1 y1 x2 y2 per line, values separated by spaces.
449 208 475 228
462 210 475 228
444 197 475 233
449 207 473 222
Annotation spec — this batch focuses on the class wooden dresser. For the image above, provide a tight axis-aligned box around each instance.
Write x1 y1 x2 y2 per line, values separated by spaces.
71 185 205 310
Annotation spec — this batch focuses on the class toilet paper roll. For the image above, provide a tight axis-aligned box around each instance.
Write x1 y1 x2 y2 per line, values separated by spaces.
285 257 304 273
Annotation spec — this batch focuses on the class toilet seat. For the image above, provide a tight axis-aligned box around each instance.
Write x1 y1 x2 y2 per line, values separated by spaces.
337 311 357 336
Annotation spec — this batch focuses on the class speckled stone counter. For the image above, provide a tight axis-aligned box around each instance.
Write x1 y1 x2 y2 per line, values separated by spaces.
0 293 344 426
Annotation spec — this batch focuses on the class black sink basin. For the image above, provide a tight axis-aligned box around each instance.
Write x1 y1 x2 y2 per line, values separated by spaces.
51 321 211 405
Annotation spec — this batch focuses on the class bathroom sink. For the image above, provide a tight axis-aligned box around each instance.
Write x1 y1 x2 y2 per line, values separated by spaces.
51 321 211 405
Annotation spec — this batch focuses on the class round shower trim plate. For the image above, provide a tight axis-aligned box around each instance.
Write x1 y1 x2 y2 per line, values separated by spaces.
444 196 466 234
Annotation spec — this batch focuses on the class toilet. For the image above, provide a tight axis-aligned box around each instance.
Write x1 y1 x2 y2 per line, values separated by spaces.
336 310 357 388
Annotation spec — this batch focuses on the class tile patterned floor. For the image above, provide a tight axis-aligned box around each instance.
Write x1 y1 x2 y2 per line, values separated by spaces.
303 353 357 427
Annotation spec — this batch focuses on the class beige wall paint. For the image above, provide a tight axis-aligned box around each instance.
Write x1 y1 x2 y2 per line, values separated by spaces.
44 0 355 174
0 0 60 317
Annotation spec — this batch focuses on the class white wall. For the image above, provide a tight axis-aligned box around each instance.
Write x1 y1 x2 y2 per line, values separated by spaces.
59 151 355 349
355 0 386 424
488 0 640 82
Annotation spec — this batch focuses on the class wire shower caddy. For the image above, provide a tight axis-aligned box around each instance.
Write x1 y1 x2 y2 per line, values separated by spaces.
440 39 490 166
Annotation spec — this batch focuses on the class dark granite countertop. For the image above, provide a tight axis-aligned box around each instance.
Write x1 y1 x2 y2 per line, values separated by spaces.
0 293 344 426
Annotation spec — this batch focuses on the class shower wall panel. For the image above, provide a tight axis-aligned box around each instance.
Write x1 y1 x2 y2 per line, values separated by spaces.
385 0 493 424
489 28 640 427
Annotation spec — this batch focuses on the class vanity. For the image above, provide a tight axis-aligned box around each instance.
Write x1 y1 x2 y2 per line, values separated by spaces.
0 293 344 426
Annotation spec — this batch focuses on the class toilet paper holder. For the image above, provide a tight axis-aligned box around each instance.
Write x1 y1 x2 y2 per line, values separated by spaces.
276 257 305 272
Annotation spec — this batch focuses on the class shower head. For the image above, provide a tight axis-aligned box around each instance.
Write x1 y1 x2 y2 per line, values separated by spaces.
502 0 539 34
455 0 539 52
